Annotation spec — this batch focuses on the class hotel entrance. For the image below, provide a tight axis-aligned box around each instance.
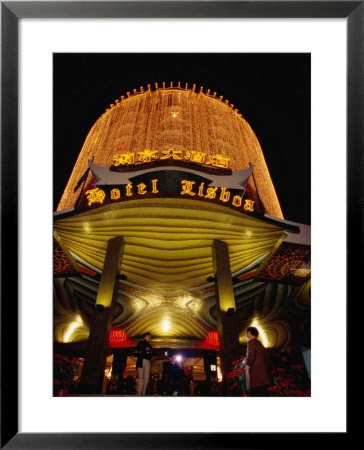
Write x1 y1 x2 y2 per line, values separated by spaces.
104 347 220 396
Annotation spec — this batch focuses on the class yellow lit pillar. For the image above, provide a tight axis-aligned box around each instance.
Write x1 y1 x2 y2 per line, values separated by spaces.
212 239 240 395
79 236 124 394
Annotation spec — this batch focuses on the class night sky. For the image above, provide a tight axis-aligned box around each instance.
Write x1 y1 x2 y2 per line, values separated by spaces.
53 53 310 224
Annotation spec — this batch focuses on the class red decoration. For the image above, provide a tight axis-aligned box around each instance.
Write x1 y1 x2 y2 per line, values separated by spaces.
109 328 131 348
57 389 68 397
78 265 97 278
200 331 220 349
237 269 256 281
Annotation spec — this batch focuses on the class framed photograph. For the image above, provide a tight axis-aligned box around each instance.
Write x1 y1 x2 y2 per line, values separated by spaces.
1 1 359 448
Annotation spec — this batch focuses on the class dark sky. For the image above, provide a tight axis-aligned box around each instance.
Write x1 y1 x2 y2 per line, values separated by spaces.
53 53 310 224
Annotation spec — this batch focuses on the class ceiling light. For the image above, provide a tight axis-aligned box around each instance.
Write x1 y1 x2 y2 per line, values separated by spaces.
162 319 170 332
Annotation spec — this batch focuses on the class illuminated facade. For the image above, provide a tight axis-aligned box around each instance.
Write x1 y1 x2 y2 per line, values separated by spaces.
54 83 310 395
57 83 282 218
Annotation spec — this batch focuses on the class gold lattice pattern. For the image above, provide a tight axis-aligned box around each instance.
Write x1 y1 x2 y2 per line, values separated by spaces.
53 239 78 276
257 243 310 284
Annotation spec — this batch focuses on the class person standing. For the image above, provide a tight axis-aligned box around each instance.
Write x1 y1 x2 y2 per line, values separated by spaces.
170 355 188 396
134 332 153 396
242 326 272 396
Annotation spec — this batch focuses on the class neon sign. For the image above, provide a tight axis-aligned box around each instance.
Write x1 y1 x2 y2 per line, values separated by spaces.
180 179 254 210
200 331 220 349
85 178 255 212
109 328 130 348
206 331 219 346
112 148 230 169
85 187 106 206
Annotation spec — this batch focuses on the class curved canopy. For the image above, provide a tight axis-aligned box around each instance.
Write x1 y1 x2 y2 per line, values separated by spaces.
54 198 286 293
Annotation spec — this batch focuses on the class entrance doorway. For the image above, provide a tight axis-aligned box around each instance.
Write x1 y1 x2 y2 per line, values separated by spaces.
107 348 221 396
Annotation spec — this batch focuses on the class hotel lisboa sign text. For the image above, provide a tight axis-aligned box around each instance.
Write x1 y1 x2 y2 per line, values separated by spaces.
84 148 255 213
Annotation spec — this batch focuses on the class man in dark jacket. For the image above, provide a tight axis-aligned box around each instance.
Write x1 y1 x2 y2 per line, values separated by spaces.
134 332 153 395
242 327 272 396
170 355 188 396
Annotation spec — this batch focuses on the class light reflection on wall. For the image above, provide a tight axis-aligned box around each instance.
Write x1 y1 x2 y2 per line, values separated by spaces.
251 319 269 348
175 294 202 313
63 315 86 343
132 298 146 312
239 319 270 348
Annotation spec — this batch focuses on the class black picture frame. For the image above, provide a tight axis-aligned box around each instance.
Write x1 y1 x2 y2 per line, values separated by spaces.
1 1 359 448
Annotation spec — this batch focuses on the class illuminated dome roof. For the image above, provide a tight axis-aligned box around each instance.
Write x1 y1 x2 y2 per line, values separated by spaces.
57 82 283 218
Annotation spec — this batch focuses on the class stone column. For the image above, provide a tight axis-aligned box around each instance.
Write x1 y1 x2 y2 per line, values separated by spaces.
212 239 240 395
79 236 124 394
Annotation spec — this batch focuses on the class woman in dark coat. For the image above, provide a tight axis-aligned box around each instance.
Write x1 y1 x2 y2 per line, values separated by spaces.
243 326 272 396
